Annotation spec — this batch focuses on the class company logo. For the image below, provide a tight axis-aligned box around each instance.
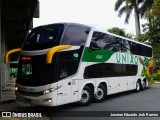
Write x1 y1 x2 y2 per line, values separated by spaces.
2 112 11 117
116 53 138 64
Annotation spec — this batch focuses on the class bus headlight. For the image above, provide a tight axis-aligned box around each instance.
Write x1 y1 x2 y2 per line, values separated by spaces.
15 87 18 91
43 98 52 103
42 88 54 95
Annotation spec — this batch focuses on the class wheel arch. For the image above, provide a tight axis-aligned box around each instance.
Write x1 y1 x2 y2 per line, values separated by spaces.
98 82 107 94
78 82 95 101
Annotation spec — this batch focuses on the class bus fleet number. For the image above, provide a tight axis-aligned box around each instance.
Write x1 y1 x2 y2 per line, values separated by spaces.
96 55 103 59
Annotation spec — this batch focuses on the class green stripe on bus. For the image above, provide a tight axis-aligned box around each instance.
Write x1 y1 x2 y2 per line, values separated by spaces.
82 48 115 62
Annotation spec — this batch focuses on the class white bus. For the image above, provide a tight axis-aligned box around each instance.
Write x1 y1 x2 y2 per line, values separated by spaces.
5 23 153 106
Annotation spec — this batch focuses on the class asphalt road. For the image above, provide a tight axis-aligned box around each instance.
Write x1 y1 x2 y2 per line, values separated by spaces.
0 84 160 120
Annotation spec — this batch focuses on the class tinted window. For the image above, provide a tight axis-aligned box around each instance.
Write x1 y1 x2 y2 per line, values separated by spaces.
10 63 18 68
23 24 64 50
84 63 138 79
17 55 56 86
90 32 130 53
120 39 130 52
145 46 152 57
26 25 63 44
90 32 108 49
129 42 140 55
56 46 84 80
57 60 79 80
129 41 152 57
61 25 90 46
141 45 152 57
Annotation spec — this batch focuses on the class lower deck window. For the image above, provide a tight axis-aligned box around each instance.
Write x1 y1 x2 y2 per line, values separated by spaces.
84 63 137 79
57 60 79 80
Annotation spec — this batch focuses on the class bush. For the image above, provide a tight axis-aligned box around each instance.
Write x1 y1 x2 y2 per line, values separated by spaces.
153 70 160 81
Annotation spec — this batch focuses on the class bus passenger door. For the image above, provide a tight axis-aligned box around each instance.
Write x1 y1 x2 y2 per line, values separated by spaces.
56 79 72 105
71 79 79 102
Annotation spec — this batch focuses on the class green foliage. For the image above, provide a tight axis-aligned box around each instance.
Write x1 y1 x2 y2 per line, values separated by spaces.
153 70 160 81
125 33 134 39
135 34 149 42
141 0 160 43
114 0 141 24
136 0 160 71
107 27 133 39
114 0 141 36
108 27 125 37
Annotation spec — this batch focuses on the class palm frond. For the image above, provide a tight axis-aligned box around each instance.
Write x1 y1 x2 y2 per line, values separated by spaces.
118 6 126 17
114 0 125 11
125 5 133 23
139 0 154 18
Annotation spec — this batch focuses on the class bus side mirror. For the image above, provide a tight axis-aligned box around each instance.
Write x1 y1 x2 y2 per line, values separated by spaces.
4 48 22 64
46 45 72 64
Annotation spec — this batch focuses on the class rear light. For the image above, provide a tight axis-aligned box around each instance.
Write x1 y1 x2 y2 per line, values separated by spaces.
22 57 31 61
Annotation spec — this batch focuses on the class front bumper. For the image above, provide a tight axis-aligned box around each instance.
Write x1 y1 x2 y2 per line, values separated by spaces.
16 91 57 106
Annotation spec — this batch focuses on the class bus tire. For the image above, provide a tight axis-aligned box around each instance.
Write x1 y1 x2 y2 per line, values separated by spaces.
141 80 146 91
94 84 107 102
135 80 141 92
78 86 93 106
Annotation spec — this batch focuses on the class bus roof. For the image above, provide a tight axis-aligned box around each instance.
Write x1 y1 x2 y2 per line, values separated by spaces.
34 22 91 30
32 22 151 48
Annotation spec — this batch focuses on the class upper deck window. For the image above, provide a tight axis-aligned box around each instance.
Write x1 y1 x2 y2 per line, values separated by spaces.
90 32 130 53
61 25 90 46
23 24 64 50
26 25 63 44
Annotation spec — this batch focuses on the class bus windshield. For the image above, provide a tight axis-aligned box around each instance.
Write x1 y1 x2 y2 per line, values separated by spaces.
17 55 56 86
23 24 64 50
23 24 90 50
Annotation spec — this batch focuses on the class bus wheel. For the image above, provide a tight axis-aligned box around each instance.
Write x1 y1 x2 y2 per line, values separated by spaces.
79 86 93 106
135 80 141 92
141 80 146 91
94 84 107 102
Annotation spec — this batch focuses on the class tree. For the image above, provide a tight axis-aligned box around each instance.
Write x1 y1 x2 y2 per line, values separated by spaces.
140 0 160 43
107 27 133 39
137 0 160 72
108 27 126 37
139 0 154 32
114 0 142 37
139 0 154 18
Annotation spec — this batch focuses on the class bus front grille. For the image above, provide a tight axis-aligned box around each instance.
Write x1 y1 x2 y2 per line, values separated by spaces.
17 90 43 97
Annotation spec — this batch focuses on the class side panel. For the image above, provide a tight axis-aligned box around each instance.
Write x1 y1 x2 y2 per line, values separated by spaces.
108 77 118 95
118 77 127 92
127 76 136 90
56 79 72 105
71 79 79 102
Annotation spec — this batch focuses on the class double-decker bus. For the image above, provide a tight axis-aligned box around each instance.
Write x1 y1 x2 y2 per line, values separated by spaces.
5 23 153 106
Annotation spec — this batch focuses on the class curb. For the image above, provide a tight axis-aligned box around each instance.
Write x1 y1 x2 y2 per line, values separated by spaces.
154 82 160 84
0 99 16 104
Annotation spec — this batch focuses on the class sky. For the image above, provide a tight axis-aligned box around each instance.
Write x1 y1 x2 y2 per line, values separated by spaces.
33 0 146 36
